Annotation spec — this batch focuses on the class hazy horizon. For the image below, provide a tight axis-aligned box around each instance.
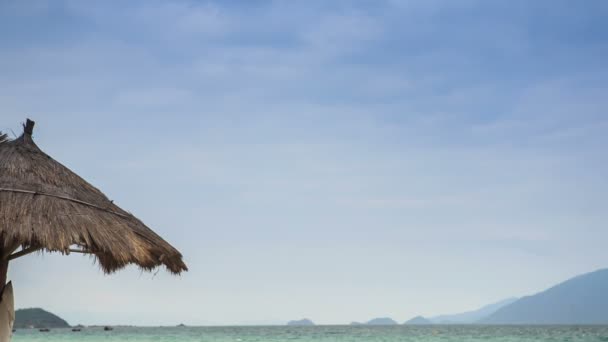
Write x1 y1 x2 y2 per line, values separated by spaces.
2 0 608 326
10 295 518 326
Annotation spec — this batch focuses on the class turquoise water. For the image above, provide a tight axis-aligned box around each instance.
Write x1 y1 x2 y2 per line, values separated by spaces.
12 326 608 342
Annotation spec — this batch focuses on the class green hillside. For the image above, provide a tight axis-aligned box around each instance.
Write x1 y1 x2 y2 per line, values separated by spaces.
14 308 70 329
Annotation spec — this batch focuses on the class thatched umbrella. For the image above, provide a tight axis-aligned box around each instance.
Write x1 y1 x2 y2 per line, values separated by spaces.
0 119 187 338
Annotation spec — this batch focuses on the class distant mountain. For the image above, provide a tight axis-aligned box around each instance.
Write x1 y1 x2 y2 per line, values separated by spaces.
15 308 70 329
404 316 432 325
366 317 398 325
481 268 608 324
287 318 314 326
429 298 518 324
350 321 364 325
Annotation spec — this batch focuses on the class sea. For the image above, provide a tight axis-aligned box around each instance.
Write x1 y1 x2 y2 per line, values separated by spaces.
11 325 608 342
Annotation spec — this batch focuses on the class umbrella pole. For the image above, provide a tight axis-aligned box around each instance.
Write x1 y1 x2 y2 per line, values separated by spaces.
0 260 7 287
0 258 13 342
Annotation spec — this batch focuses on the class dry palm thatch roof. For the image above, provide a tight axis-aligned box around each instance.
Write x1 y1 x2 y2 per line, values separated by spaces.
0 120 187 274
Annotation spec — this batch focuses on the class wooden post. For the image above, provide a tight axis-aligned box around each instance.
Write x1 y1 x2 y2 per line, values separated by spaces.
0 248 13 342
0 281 13 342
0 260 6 290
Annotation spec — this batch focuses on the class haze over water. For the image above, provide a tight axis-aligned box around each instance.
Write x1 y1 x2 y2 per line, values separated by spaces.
12 326 608 342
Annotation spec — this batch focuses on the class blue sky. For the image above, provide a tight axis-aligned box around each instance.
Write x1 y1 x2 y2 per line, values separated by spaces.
1 0 608 326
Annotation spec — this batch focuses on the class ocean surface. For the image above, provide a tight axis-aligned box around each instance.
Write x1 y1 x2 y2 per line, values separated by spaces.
12 325 608 342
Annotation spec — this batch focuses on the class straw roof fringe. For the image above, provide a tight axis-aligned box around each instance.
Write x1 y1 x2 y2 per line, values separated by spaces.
0 121 187 274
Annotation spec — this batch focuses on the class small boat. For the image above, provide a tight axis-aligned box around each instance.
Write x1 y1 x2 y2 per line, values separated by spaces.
72 328 82 332
104 326 113 331
39 328 50 332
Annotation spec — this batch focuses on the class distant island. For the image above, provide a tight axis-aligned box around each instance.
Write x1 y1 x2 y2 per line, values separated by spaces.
287 318 315 326
350 317 398 325
15 308 70 329
404 316 432 325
